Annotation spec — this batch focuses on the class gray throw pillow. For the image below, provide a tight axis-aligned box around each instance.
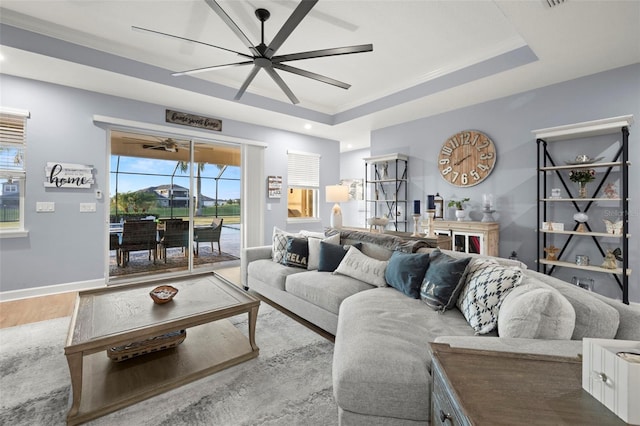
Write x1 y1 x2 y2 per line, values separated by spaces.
498 281 576 339
307 233 340 270
385 251 430 299
420 249 471 310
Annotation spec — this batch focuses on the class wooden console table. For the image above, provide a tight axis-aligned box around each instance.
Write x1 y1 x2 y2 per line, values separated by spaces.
430 343 625 425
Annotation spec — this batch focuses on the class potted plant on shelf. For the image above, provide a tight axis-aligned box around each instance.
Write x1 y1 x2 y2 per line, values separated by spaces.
568 169 596 198
448 198 470 221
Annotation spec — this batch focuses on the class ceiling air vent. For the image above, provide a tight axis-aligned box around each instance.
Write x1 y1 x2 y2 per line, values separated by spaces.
542 0 566 7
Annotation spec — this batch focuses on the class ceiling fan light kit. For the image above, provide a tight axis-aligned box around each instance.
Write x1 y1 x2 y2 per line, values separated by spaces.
134 0 373 104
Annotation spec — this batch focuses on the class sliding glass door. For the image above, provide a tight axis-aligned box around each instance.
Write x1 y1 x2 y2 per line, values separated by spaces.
108 130 240 282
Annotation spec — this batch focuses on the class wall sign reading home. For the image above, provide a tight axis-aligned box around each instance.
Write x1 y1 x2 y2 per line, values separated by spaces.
44 162 95 188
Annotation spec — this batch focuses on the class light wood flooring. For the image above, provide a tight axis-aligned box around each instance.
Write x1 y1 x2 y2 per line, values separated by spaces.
0 267 242 329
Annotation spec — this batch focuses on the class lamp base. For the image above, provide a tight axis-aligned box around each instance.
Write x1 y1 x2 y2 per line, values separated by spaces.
330 204 343 229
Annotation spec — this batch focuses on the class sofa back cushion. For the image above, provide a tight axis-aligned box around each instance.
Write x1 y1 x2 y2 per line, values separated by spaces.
523 271 621 339
498 278 575 340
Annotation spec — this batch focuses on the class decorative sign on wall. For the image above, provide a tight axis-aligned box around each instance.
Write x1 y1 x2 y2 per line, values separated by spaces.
267 176 282 198
165 109 222 132
44 162 94 188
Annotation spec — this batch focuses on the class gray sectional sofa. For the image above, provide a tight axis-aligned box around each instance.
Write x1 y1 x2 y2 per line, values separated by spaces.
241 228 640 425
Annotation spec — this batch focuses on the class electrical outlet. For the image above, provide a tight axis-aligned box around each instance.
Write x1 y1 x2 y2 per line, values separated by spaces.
36 202 55 212
80 203 96 212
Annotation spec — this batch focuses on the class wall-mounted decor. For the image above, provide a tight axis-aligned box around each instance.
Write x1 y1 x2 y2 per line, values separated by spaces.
165 109 222 132
267 175 282 198
339 178 363 201
438 130 497 187
44 162 94 188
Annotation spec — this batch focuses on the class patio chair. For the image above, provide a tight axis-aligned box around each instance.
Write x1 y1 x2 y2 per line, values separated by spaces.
194 218 223 256
159 219 189 262
118 219 158 267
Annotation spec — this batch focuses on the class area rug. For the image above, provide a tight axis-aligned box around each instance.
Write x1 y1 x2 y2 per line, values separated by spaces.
0 302 337 425
109 247 239 278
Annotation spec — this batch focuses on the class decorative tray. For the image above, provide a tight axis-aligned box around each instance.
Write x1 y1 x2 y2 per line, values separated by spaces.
106 329 186 362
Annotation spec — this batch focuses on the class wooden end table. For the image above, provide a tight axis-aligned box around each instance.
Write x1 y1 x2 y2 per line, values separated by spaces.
64 274 259 425
430 342 626 425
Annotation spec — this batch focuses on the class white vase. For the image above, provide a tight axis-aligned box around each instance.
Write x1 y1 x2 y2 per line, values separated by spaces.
455 209 466 221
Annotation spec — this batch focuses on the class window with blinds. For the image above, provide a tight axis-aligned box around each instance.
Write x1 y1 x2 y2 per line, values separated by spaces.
287 150 320 220
0 107 29 232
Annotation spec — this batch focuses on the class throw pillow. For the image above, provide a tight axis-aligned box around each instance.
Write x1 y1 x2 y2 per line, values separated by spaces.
384 251 430 299
334 246 388 287
498 282 576 339
420 249 472 310
456 259 524 335
318 242 362 272
281 236 309 269
307 233 341 270
271 227 300 263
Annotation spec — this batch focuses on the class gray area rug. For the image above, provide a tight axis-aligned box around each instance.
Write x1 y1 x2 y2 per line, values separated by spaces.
0 302 337 425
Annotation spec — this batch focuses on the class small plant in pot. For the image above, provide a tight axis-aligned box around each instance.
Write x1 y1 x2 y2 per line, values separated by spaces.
448 198 470 221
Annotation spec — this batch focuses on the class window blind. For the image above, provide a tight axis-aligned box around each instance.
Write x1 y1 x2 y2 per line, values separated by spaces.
0 107 29 177
287 150 320 188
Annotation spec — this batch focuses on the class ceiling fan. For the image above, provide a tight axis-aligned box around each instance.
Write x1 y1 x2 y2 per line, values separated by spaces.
132 0 373 104
123 136 180 152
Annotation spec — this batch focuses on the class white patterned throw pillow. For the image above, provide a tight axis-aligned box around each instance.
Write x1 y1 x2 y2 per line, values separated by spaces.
271 227 300 263
334 246 388 287
456 259 524 334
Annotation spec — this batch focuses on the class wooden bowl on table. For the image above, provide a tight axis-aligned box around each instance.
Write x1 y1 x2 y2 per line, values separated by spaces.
149 285 178 304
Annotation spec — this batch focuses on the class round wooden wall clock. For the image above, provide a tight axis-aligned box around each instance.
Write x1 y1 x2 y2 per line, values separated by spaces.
437 130 497 187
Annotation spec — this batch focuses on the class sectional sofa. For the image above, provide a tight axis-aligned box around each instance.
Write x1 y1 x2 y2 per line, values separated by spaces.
241 228 639 425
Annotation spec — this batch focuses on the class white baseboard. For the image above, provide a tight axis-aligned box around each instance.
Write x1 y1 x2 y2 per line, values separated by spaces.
0 278 105 302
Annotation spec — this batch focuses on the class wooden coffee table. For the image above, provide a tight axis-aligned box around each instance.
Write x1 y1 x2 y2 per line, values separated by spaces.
64 273 259 425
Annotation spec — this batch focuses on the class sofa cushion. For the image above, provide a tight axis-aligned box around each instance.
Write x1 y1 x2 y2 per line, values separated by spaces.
523 271 621 339
416 247 528 270
271 227 300 263
333 288 476 422
285 271 375 315
281 236 309 269
307 233 341 270
318 241 362 272
384 251 430 298
457 259 524 335
334 246 388 287
247 259 306 291
498 279 575 339
420 249 472 311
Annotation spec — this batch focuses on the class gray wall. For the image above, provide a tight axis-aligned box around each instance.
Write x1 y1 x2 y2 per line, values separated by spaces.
370 63 640 303
0 75 340 293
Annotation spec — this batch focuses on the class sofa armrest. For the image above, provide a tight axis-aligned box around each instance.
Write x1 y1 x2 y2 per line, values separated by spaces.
241 245 272 288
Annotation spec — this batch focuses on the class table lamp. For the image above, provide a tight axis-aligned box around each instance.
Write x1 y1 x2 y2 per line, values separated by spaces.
326 185 349 229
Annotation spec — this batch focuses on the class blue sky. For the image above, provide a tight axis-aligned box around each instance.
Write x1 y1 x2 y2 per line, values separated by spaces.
109 155 241 200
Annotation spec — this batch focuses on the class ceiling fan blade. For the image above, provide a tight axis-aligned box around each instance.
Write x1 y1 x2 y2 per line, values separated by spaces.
265 0 318 58
272 63 350 89
264 66 300 104
172 61 253 76
204 0 260 56
131 26 252 58
234 65 261 101
272 44 373 63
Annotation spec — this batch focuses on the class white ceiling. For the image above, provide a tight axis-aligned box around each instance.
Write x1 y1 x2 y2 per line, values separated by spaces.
1 0 639 151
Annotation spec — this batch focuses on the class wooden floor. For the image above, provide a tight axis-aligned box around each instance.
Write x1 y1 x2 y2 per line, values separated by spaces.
0 267 243 329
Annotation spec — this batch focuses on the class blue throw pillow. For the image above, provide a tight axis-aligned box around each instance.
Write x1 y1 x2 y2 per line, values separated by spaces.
281 236 308 269
420 249 472 311
318 241 362 272
384 251 431 299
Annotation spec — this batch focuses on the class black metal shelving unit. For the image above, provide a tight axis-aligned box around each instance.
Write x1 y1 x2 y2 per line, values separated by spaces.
534 115 632 304
364 153 408 232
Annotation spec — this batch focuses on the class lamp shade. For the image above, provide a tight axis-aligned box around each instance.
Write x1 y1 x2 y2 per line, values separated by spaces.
326 185 349 203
